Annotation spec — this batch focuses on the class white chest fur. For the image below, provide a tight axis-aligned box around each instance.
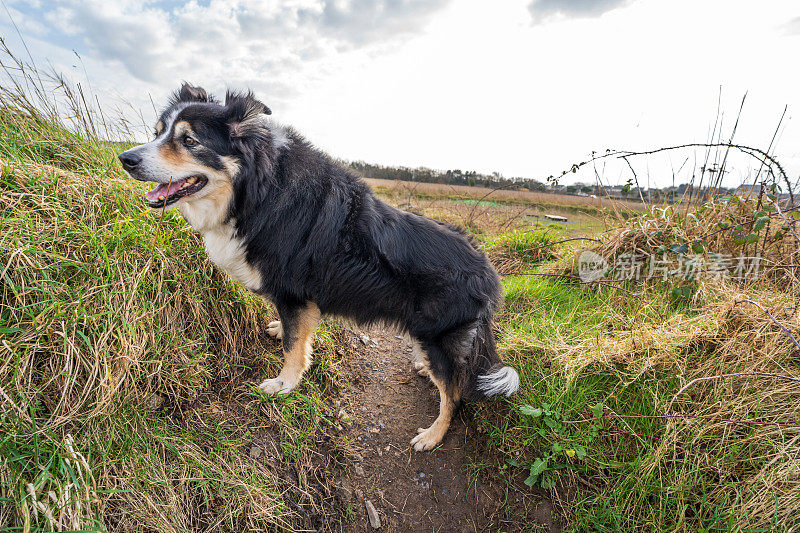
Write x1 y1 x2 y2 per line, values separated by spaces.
201 224 263 291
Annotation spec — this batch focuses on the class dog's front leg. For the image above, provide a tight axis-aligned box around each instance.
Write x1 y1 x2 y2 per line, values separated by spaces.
259 301 320 396
266 320 283 339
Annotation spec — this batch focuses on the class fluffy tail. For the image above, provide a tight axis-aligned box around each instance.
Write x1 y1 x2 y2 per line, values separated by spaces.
464 315 520 399
477 365 520 397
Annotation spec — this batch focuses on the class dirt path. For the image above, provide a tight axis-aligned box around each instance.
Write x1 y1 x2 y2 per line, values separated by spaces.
330 328 559 532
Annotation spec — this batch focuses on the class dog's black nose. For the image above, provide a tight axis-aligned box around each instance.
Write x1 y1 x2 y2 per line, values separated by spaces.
118 151 142 170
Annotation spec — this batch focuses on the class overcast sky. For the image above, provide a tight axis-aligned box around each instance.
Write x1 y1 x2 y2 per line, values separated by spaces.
3 0 800 187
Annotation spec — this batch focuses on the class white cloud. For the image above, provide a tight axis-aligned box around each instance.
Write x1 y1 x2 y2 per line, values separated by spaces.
45 1 172 81
528 0 632 23
783 15 800 35
3 4 48 36
36 0 450 85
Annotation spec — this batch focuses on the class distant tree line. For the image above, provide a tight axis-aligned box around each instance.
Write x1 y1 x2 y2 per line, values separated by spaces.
346 161 549 191
345 160 752 202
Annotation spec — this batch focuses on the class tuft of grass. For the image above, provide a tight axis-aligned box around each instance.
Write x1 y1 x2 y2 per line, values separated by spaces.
0 40 135 177
1 430 103 531
484 229 562 275
592 197 799 290
0 151 297 531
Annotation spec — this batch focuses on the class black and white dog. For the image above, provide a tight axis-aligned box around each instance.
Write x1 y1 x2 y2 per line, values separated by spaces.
118 84 519 450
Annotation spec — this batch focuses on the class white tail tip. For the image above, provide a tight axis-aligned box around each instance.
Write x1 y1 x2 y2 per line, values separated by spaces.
477 366 520 397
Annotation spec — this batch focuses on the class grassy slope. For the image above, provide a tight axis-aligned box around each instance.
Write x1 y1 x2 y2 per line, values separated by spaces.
0 114 344 531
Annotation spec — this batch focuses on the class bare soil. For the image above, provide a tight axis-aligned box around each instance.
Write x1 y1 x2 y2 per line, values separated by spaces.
196 326 559 532
327 328 559 533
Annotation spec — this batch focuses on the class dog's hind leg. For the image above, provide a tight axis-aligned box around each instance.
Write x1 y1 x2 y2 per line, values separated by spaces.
410 326 475 451
259 302 320 396
411 370 459 451
409 340 460 451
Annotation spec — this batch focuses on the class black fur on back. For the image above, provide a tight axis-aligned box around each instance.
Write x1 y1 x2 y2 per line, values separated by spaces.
170 89 509 400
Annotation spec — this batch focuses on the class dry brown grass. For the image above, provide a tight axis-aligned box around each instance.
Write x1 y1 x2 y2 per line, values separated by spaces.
363 177 645 212
591 196 800 290
364 178 645 213
0 156 346 531
366 179 617 244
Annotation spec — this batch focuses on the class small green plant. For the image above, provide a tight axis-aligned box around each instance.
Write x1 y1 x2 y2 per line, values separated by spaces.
344 502 357 521
510 402 603 489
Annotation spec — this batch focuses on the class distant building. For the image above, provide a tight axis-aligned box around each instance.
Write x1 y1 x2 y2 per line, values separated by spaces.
734 184 792 201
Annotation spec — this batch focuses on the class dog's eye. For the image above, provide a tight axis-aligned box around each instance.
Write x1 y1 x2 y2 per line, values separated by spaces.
184 136 198 147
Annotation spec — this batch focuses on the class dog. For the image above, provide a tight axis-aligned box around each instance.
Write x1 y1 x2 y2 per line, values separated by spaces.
118 84 519 451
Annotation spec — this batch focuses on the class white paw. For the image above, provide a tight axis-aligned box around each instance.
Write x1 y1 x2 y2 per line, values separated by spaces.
258 377 294 396
266 320 283 339
413 361 429 377
410 424 444 451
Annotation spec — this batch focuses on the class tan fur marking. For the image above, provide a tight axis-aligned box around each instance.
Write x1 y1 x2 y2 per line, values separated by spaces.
202 179 233 216
411 369 458 451
410 339 430 376
283 303 321 377
258 303 321 395
155 120 164 135
221 155 240 176
173 121 190 137
178 171 233 231
157 142 191 167
158 121 194 166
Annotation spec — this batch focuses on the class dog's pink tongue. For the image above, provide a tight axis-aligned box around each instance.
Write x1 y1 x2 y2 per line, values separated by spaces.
146 184 168 202
146 180 184 201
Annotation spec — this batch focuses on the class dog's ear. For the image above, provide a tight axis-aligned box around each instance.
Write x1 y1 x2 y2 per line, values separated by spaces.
225 91 272 138
239 97 271 116
176 83 210 103
225 91 277 220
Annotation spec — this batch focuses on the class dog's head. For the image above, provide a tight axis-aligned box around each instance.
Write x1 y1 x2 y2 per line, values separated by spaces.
118 84 274 219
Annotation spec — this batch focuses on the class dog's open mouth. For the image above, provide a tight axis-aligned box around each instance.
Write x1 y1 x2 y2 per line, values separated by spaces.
145 176 208 208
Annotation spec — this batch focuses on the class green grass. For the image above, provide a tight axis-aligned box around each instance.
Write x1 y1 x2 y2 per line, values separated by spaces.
453 198 504 208
484 229 561 265
471 259 798 532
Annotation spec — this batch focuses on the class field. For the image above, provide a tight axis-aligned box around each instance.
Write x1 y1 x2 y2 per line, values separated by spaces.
362 177 644 228
361 177 644 211
2 65 800 532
